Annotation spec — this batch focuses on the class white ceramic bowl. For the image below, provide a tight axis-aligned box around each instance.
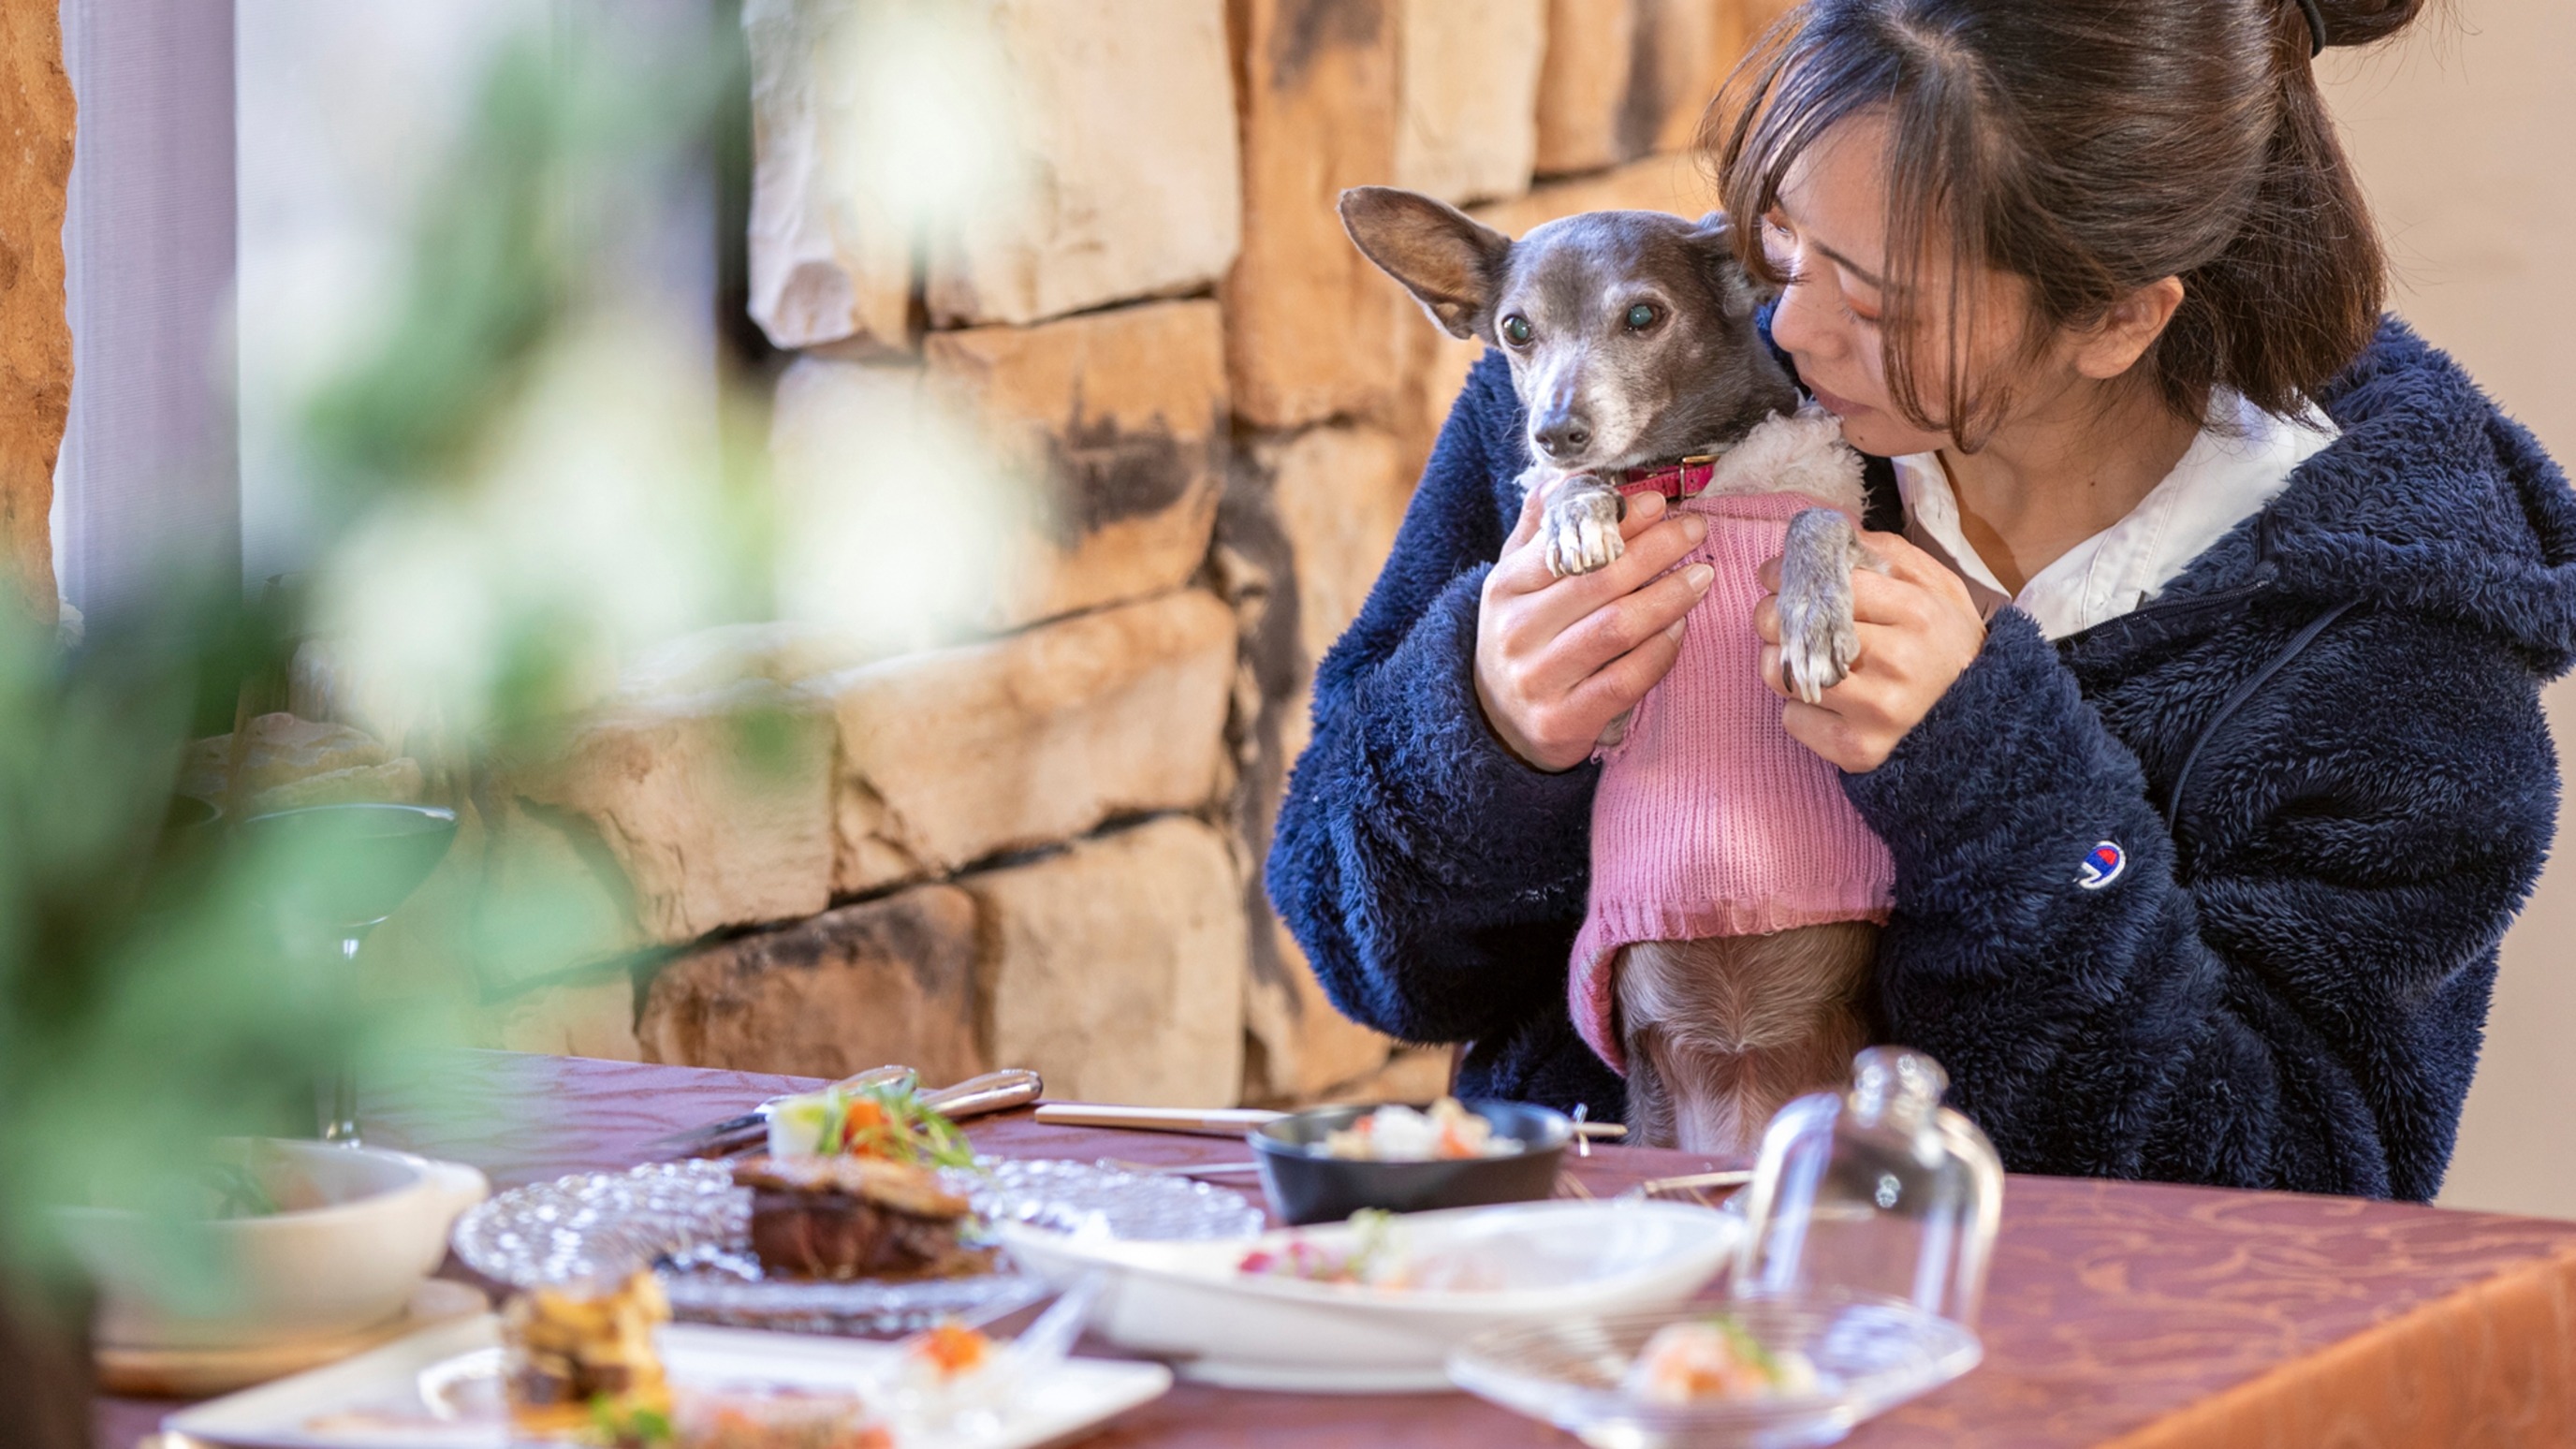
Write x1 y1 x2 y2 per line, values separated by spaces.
997 1199 1739 1392
57 1137 489 1350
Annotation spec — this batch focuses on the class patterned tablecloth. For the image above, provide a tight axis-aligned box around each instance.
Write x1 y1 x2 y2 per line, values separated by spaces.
96 1051 2576 1448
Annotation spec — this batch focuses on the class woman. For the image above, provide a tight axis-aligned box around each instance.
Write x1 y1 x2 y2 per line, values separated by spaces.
1268 0 2576 1200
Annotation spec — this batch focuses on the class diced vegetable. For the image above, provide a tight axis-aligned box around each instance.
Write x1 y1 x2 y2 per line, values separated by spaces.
1318 1099 1520 1162
763 1081 974 1167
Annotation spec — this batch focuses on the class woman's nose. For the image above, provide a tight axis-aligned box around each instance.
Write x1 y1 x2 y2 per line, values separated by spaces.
1767 257 1836 359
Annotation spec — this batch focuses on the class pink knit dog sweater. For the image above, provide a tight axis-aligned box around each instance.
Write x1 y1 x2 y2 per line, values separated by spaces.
1564 409 1895 1073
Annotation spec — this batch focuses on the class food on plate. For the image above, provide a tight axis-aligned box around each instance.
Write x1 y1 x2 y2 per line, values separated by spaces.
880 1319 1015 1427
738 1079 988 1283
1318 1098 1522 1161
764 1080 976 1165
671 1388 892 1449
732 1155 991 1281
906 1321 995 1380
502 1269 673 1441
1621 1314 1821 1404
1237 1208 1400 1285
1234 1209 1500 1292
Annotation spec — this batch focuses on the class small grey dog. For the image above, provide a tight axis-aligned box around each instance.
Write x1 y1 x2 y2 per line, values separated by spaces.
1339 185 1885 1153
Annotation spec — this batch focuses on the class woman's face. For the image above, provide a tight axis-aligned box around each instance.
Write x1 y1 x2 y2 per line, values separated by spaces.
1760 112 2042 457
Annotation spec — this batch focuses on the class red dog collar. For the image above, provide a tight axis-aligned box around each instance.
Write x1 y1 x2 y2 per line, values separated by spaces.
1609 454 1722 502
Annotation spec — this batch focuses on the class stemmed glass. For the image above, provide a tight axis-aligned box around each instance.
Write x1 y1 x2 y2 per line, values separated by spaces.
235 802 460 1145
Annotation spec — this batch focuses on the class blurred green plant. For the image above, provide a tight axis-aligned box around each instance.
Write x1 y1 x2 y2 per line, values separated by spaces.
0 11 770 1441
0 7 1028 1433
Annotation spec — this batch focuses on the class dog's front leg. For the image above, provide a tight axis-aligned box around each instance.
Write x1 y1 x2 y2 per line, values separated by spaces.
1541 474 1625 578
1778 508 1888 704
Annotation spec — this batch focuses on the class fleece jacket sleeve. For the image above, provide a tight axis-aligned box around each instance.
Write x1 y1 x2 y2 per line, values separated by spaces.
1266 357 1602 1046
1849 606 2557 1201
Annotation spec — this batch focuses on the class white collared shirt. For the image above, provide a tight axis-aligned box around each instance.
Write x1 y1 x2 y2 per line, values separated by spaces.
1891 390 2341 638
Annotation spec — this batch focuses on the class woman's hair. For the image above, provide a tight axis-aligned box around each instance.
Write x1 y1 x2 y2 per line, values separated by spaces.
1708 0 2428 446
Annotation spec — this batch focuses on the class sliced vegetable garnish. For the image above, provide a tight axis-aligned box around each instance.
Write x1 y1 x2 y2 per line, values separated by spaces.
765 1080 976 1167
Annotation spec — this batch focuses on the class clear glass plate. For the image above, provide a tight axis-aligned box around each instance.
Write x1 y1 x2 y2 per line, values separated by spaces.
1446 1294 1981 1449
450 1156 1264 1336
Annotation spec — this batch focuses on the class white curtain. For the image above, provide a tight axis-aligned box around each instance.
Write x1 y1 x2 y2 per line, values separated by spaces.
53 0 240 613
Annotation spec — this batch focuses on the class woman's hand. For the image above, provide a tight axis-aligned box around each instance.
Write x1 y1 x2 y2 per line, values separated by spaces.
1753 530 1985 772
1476 482 1716 772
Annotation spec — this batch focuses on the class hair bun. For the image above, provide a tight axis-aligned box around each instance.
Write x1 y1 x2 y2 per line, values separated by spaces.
2311 0 2428 49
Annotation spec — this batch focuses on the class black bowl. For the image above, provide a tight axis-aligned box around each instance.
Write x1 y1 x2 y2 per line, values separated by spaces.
1249 1100 1572 1226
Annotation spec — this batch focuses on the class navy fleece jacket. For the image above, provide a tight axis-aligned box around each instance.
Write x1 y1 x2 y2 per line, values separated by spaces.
1266 319 2576 1200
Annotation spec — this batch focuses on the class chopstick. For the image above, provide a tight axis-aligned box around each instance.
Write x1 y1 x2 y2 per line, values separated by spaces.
1037 1105 1281 1135
1622 1168 1754 1200
1035 1102 1629 1140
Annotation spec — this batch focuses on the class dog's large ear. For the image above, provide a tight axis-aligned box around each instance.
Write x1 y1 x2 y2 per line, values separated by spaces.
1339 186 1514 343
1689 212 1765 323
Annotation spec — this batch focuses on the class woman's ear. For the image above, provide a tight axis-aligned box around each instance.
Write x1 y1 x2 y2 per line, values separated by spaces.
1338 186 1514 342
2072 276 2187 380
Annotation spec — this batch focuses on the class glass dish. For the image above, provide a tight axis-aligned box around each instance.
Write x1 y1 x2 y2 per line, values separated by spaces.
1446 1294 1980 1449
450 1156 1264 1335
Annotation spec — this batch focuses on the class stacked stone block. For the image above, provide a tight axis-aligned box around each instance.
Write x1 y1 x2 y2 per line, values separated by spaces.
1 2 68 623
461 0 1789 1107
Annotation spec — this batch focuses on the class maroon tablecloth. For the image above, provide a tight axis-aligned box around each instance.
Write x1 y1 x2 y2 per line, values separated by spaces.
98 1051 2576 1448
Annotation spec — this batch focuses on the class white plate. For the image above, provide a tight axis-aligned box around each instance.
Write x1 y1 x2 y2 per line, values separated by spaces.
166 1313 1172 1449
998 1199 1738 1394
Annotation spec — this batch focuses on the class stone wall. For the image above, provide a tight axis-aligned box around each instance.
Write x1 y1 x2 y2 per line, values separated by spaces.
441 0 1795 1105
0 2 69 626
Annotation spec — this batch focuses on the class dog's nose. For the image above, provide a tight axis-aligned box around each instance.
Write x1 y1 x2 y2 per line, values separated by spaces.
1533 414 1592 460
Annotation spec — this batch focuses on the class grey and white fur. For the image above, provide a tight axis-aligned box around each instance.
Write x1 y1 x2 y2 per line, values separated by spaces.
1339 185 1884 1154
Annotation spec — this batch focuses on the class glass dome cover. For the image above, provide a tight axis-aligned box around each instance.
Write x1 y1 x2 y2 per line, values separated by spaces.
1731 1046 2004 1326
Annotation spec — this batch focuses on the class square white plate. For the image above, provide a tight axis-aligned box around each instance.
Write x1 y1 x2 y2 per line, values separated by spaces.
167 1314 1172 1449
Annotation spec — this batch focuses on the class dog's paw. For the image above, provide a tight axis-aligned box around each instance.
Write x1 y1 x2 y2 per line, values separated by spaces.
1543 477 1625 578
1778 507 1870 704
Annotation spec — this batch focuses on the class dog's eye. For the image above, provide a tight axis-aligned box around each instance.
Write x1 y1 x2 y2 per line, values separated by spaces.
1501 315 1533 346
1625 302 1661 330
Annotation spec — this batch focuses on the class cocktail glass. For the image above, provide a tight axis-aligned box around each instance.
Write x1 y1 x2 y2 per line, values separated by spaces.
235 802 460 1145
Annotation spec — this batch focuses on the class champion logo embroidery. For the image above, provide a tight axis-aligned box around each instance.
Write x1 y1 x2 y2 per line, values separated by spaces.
2077 841 2127 890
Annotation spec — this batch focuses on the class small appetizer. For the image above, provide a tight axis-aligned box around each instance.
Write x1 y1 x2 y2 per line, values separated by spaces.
907 1322 995 1381
731 1155 991 1281
502 1269 673 1443
1622 1315 1821 1404
1318 1098 1522 1162
879 1319 1017 1431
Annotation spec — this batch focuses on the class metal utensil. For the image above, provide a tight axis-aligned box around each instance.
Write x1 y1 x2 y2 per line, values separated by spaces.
1096 1157 1264 1178
637 1063 915 1159
640 1066 1041 1160
917 1068 1047 1125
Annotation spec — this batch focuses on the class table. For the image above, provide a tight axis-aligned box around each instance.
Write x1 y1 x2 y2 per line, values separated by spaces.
96 1051 2576 1448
